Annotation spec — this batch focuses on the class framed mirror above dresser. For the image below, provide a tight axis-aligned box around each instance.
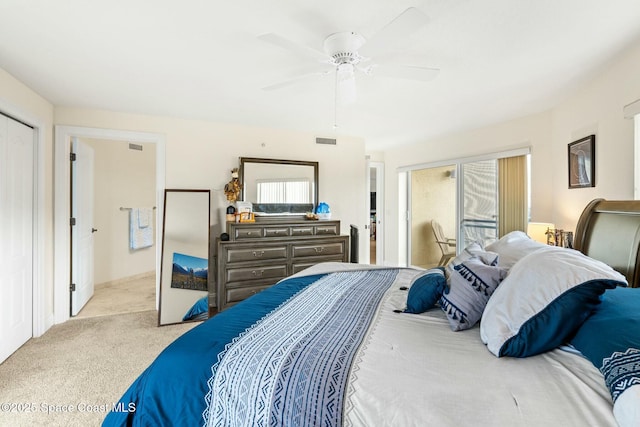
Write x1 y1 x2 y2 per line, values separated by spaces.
239 157 318 216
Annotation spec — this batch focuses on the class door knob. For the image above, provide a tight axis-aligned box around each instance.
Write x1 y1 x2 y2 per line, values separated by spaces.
91 228 98 233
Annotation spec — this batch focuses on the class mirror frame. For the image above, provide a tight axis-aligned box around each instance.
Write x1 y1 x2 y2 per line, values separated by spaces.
158 189 211 326
239 157 319 216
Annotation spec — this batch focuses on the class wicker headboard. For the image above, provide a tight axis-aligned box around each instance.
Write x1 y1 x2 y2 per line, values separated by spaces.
574 199 640 287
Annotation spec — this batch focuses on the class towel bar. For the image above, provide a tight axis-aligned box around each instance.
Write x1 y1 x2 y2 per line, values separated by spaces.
120 206 156 211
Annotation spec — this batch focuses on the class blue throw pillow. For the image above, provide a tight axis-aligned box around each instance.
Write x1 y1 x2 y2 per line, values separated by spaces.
570 286 640 403
480 247 627 357
404 268 446 314
182 296 209 321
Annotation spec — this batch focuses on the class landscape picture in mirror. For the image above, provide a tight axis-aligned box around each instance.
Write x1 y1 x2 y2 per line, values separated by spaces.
170 252 208 291
239 157 318 216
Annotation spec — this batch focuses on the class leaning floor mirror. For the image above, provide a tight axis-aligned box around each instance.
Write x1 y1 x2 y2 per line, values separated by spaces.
158 189 211 326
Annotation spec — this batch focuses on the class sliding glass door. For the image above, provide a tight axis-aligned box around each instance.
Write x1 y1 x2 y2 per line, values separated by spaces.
460 160 498 248
406 150 529 268
409 165 456 268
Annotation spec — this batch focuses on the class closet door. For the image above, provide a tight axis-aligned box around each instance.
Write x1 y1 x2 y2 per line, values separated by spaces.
0 114 34 364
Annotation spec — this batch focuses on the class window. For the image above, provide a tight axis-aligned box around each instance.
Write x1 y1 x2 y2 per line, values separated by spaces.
256 179 311 204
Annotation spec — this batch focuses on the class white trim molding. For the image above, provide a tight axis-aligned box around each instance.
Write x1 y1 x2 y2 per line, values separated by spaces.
624 98 640 119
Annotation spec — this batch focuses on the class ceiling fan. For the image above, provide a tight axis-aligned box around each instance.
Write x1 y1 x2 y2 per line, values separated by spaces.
258 7 440 106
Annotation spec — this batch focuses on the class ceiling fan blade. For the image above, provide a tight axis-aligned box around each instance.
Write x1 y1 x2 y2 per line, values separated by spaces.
258 33 328 62
262 68 332 91
360 7 429 57
371 64 440 82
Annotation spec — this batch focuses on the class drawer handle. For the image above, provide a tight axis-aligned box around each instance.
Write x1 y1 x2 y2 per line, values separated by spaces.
247 231 254 236
252 270 264 277
252 250 265 258
314 247 325 253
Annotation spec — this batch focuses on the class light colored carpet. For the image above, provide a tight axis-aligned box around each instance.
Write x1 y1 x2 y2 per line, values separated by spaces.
0 310 197 427
75 272 156 319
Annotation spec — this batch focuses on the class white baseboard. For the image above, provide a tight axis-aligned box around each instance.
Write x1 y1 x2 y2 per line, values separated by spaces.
95 271 155 288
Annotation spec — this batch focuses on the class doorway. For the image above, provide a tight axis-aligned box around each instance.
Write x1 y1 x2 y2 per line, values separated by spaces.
369 161 384 265
54 126 166 325
72 137 158 318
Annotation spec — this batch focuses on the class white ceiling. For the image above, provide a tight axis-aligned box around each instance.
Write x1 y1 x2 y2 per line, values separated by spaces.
2 0 640 151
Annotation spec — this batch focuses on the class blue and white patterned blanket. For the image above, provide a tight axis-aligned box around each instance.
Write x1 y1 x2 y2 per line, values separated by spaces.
204 269 398 427
102 267 400 427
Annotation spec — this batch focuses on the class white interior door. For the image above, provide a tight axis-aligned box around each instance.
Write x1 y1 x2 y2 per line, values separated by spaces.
0 114 34 363
71 138 95 316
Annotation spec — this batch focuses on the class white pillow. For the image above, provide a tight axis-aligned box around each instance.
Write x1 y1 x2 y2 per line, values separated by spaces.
484 231 548 269
480 246 627 357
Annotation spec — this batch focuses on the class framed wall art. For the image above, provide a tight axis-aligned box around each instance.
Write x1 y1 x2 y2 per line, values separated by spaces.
568 135 595 189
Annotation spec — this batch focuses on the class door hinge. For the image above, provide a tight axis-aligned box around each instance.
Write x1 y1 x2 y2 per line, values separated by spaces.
70 283 76 292
70 152 76 161
70 217 76 226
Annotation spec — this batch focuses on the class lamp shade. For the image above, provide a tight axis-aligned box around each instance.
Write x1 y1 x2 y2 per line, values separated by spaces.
527 222 555 244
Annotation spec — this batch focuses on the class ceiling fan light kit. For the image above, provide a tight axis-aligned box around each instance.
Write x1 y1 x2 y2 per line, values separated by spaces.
323 32 366 66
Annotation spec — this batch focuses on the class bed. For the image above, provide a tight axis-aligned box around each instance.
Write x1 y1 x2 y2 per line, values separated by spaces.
103 199 640 427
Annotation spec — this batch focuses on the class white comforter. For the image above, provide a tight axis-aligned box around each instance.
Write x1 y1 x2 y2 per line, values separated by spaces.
293 263 617 427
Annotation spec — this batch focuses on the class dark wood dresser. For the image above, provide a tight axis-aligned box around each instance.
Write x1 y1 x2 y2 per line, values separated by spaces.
214 219 349 311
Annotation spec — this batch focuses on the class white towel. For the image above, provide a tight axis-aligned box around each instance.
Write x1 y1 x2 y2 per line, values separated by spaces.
138 207 152 228
130 208 153 250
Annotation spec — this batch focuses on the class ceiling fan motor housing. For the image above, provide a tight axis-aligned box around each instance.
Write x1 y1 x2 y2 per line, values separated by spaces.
323 32 366 65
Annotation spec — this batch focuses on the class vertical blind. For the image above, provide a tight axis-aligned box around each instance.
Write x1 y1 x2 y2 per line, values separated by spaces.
498 155 528 237
257 179 311 203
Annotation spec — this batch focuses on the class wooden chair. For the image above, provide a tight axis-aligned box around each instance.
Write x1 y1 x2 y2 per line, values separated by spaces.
431 220 456 266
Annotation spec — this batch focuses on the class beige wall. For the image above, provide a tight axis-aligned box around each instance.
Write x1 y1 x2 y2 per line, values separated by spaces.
383 112 553 265
83 138 156 284
550 41 640 228
381 39 640 266
55 108 367 245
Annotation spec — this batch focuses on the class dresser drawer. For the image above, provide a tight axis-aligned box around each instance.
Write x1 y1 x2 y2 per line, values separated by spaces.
226 285 272 304
233 227 264 239
292 242 345 258
225 264 288 283
292 257 346 274
291 226 314 236
225 246 287 263
315 224 338 235
264 227 290 238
